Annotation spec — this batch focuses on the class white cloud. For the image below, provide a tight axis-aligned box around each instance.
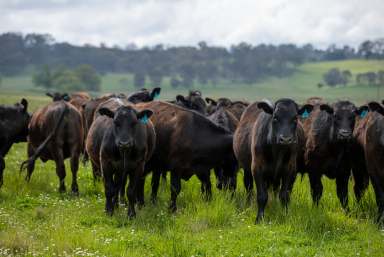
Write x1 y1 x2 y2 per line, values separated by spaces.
0 0 383 48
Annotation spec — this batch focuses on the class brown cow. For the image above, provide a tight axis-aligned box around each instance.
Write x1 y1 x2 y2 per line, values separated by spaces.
69 91 91 111
21 101 83 194
135 101 235 211
234 99 313 223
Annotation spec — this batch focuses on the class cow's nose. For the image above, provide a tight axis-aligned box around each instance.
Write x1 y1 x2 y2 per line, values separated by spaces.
118 140 133 149
338 129 352 139
279 135 293 145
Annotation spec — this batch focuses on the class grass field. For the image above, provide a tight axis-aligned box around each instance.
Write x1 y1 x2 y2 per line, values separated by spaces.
1 61 384 256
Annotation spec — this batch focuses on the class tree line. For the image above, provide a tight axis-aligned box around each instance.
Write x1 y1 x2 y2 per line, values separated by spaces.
1 32 384 89
321 68 384 88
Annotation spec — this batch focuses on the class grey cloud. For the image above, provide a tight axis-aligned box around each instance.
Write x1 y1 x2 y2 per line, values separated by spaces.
0 0 383 48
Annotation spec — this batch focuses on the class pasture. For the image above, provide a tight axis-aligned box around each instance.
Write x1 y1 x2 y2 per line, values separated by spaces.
1 60 384 256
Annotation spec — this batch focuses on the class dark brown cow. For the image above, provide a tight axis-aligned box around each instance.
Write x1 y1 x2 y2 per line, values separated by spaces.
174 90 207 115
0 99 30 187
21 101 83 194
207 102 239 190
354 101 384 224
135 101 235 211
305 100 366 209
234 99 313 223
86 103 155 217
205 97 248 120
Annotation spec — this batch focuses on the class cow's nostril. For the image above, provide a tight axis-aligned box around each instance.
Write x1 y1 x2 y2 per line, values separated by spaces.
279 135 293 144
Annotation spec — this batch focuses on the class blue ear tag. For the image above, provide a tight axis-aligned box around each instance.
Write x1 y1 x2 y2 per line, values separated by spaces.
153 92 160 100
301 109 309 119
360 110 368 118
140 114 148 124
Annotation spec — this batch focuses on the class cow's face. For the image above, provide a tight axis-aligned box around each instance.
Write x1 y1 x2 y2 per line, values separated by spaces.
128 87 161 103
320 101 358 141
99 106 153 151
258 99 313 145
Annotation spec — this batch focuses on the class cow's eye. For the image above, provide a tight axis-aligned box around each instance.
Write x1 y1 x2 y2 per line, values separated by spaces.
273 117 279 122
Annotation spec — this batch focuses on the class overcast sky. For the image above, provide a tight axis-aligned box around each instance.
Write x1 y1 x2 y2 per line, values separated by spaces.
0 0 383 48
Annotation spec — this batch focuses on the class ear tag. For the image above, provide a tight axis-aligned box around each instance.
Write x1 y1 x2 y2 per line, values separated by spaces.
140 114 149 124
153 92 160 99
360 110 368 118
301 109 309 119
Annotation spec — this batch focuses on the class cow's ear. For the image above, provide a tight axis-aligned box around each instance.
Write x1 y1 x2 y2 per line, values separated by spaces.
176 95 187 103
62 93 71 101
298 104 314 118
20 98 28 113
354 105 369 118
150 87 161 100
320 104 334 114
257 101 273 114
368 101 384 115
46 92 53 98
137 109 153 124
98 108 115 118
205 97 217 105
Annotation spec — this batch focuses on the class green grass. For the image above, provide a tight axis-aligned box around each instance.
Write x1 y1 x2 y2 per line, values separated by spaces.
1 91 384 256
1 59 384 104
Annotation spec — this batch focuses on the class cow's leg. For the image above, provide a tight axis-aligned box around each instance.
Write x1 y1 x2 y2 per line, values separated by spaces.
352 165 369 203
0 156 4 188
91 162 101 184
371 175 384 225
119 172 128 204
25 143 36 182
54 149 66 193
336 173 350 210
151 170 161 204
70 147 80 195
254 170 268 223
197 171 212 201
214 167 223 190
127 171 140 218
136 176 145 208
279 170 297 212
222 161 238 192
102 162 115 216
243 168 254 203
169 172 181 213
309 173 323 206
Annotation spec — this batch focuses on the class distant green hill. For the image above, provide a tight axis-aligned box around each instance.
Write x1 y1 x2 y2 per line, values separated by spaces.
1 59 383 104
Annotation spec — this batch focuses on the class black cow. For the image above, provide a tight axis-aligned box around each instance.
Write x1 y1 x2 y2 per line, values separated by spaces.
305 101 365 209
135 101 235 212
0 99 30 187
234 99 313 223
86 105 155 217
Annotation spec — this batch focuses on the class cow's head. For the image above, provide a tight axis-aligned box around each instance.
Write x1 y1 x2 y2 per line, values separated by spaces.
98 106 153 151
13 98 30 142
46 92 70 102
320 101 361 141
127 87 161 103
258 99 313 145
176 91 207 114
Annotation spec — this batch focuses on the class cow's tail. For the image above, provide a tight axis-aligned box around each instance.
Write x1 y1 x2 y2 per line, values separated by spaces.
20 104 69 179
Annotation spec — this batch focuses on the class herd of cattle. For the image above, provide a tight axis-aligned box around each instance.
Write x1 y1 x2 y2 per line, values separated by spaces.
1 88 384 224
